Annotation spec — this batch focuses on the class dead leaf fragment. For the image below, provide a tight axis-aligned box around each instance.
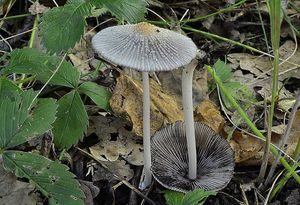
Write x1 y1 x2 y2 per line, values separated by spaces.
92 160 133 182
229 131 263 163
0 158 38 205
194 99 224 133
110 74 183 136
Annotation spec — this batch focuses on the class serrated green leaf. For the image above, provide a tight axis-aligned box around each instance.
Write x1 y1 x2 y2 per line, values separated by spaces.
92 0 147 23
2 151 85 205
53 90 88 149
182 189 216 205
213 59 232 82
5 48 80 88
164 190 184 205
78 81 111 111
0 90 57 149
164 189 216 205
222 81 254 109
0 78 22 99
212 60 256 110
40 2 91 54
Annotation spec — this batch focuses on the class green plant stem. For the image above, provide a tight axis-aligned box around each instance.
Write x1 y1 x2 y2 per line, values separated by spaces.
18 15 39 88
271 161 300 199
58 149 66 161
206 65 300 184
262 0 281 186
0 13 32 21
182 26 300 68
147 0 246 25
29 15 39 48
255 0 270 54
293 137 300 159
181 0 247 23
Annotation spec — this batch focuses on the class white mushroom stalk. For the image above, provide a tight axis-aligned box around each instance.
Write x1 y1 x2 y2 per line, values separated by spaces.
182 64 197 179
140 71 152 189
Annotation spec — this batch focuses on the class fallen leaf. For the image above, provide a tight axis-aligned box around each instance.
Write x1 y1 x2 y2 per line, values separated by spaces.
110 74 183 136
194 99 224 133
92 160 133 182
79 180 100 205
0 158 38 205
88 116 143 166
229 131 263 163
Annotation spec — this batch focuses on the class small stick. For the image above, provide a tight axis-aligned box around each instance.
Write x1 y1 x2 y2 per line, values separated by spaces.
264 90 300 186
76 147 156 205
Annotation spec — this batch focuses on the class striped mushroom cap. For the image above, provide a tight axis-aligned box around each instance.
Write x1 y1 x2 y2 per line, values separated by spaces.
92 22 197 72
151 121 234 193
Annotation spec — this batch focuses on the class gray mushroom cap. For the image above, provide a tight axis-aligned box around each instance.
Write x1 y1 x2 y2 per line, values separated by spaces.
151 121 234 193
92 22 197 72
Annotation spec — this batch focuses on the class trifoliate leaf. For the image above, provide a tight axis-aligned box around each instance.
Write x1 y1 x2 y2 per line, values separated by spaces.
0 78 21 99
2 151 85 205
52 90 88 149
0 90 57 149
5 48 80 88
92 0 147 23
40 2 91 54
78 81 111 111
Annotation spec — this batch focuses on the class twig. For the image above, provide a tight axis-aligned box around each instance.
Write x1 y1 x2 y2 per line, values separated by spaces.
257 97 270 184
264 171 284 205
264 90 300 186
75 147 156 205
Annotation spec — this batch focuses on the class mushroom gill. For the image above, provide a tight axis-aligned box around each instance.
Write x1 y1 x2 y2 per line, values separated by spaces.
151 121 234 192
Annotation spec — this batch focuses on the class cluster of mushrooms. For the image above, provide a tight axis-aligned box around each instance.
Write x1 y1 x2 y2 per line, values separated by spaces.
92 22 234 192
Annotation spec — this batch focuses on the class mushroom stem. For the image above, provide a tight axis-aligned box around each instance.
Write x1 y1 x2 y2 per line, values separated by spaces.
182 65 197 180
140 71 152 189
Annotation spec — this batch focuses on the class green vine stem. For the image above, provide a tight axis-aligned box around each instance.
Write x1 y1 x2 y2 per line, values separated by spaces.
18 15 39 87
206 65 300 184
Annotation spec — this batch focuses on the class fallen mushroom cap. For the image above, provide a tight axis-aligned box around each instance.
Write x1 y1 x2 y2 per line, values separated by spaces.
92 22 197 72
151 121 234 193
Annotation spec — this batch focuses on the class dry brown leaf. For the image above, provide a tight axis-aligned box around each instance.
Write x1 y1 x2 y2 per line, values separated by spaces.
229 131 263 163
158 68 208 105
228 41 300 81
0 158 38 205
79 180 100 205
110 74 183 136
89 136 143 166
92 160 133 182
88 116 143 166
232 111 300 165
194 99 224 133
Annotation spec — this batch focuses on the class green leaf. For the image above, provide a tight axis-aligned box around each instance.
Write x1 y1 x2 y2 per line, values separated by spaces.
164 189 216 205
0 90 57 149
213 59 232 82
2 151 85 205
0 78 22 99
40 2 91 54
164 190 184 205
213 60 256 110
5 48 80 88
78 81 111 111
222 81 254 109
53 90 88 149
92 0 147 23
182 189 216 205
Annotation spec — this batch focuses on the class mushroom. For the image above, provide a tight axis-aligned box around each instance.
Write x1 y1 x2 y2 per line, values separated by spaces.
92 22 197 189
151 121 234 192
